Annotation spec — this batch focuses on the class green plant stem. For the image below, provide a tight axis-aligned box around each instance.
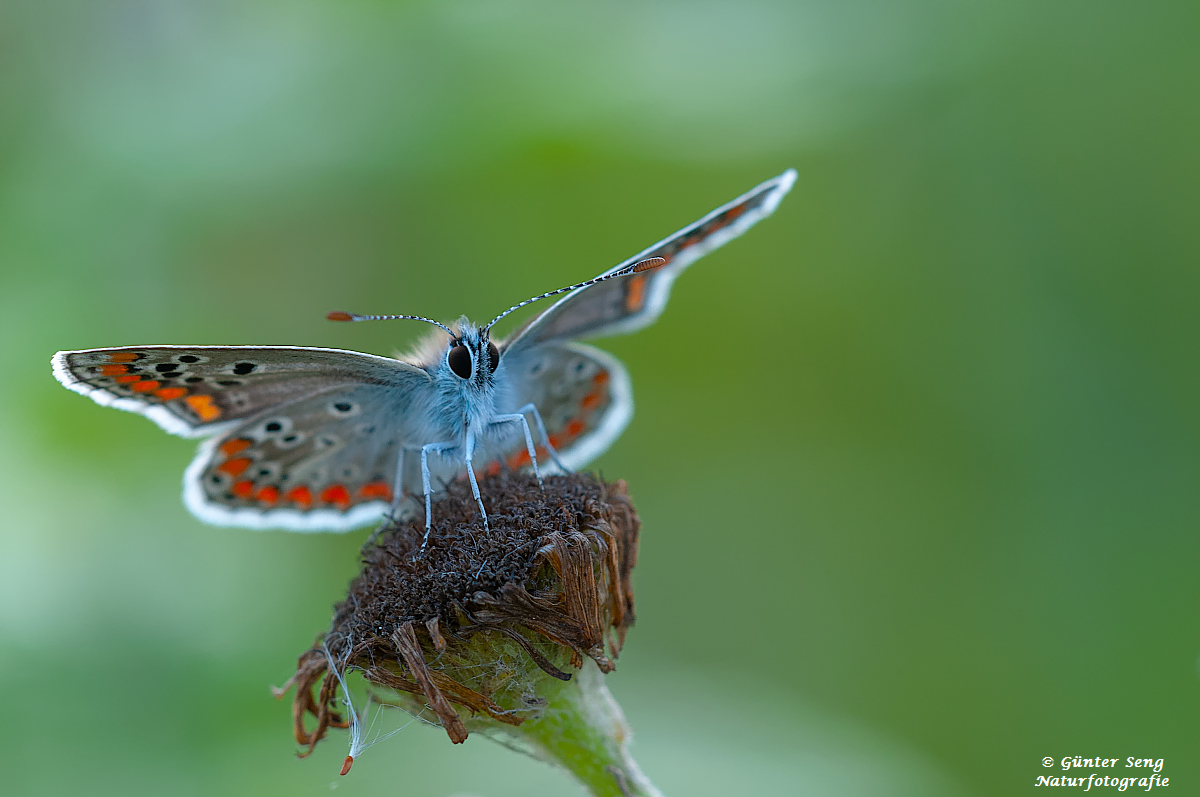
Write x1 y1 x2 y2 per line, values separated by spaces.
509 660 663 797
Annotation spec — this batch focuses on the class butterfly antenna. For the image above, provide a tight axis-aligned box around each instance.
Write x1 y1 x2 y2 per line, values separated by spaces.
327 311 457 339
484 257 666 332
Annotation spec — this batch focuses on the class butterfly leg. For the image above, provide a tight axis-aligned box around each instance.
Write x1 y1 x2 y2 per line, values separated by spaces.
490 412 544 489
384 447 412 525
513 402 569 473
463 430 490 532
362 517 388 552
391 447 408 507
420 441 457 553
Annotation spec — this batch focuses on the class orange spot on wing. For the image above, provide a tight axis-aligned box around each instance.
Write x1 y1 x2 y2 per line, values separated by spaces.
115 374 140 384
564 418 585 437
591 370 609 386
155 386 187 400
547 434 564 449
624 274 647 312
131 380 161 393
219 438 252 457
107 352 141 363
186 394 222 422
507 449 532 469
231 480 254 499
218 457 252 477
254 485 280 505
99 364 129 376
485 461 501 477
286 485 312 509
358 481 391 501
320 484 351 509
581 391 602 411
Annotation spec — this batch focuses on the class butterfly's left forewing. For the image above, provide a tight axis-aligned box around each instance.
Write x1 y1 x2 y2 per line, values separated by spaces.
504 169 796 356
54 345 433 531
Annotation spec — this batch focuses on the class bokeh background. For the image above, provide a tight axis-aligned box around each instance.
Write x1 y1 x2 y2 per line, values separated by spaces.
2 1 1197 795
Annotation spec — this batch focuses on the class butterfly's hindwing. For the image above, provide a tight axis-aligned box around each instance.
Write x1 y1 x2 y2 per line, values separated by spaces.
184 383 430 531
480 342 632 476
55 345 436 531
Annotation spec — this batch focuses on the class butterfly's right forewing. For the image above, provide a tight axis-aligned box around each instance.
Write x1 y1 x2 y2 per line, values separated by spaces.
55 344 435 531
53 345 428 437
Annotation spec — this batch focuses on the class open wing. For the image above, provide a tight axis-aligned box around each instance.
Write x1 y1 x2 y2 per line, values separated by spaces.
52 345 428 437
481 342 632 474
54 345 432 531
183 383 429 531
503 169 796 356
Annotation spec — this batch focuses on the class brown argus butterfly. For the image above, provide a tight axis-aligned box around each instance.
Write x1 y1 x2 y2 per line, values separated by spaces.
53 170 797 549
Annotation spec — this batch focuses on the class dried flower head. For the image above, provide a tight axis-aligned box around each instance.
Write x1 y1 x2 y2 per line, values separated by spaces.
276 472 659 796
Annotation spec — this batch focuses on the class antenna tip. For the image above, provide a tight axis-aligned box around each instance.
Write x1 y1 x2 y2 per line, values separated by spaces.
632 256 667 273
340 756 354 776
326 311 355 322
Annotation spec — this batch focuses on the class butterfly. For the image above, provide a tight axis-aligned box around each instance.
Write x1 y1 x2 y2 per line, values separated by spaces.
52 169 796 546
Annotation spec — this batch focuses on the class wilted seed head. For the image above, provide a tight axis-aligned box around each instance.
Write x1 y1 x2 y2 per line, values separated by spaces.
277 472 640 774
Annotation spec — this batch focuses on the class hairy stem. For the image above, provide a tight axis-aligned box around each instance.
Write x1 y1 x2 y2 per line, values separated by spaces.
508 661 662 797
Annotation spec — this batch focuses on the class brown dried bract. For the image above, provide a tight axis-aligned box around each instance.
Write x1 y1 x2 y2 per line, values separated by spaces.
278 472 639 753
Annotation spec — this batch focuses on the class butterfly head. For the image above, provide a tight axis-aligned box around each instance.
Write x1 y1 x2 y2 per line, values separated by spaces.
325 255 667 386
443 319 501 388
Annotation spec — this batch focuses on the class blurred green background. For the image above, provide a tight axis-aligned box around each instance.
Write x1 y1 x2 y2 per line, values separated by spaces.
2 1 1197 794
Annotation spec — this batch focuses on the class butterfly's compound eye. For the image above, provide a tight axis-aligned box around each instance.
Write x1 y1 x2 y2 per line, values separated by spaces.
486 342 500 373
447 345 472 379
